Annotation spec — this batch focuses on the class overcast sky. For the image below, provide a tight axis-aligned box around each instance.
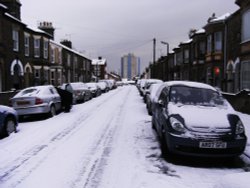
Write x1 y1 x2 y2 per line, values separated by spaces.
20 0 238 74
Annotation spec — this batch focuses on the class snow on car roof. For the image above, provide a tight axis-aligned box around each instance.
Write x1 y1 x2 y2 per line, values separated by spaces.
14 85 54 97
165 81 217 91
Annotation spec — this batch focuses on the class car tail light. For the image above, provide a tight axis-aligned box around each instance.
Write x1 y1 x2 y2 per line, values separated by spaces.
35 98 43 105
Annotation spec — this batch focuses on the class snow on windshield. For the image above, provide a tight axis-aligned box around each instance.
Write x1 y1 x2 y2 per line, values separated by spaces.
169 86 226 107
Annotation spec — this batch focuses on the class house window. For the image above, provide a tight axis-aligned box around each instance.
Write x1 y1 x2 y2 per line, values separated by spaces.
241 61 250 89
58 50 62 64
44 69 49 84
50 70 55 85
34 38 40 57
242 9 250 42
12 29 19 51
207 35 212 53
24 34 30 56
34 69 40 79
57 70 62 85
67 54 71 66
184 49 189 61
214 31 222 51
44 40 49 59
51 48 55 63
199 41 206 55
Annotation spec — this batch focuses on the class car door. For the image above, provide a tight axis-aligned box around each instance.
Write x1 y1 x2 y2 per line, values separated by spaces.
156 87 169 138
49 87 61 111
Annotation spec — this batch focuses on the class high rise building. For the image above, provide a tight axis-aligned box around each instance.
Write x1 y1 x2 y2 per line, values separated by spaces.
121 53 140 80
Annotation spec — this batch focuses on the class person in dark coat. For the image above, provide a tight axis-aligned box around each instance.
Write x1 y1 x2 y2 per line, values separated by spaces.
56 87 73 112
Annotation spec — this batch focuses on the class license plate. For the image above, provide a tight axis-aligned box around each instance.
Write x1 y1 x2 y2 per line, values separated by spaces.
199 141 227 149
17 101 30 105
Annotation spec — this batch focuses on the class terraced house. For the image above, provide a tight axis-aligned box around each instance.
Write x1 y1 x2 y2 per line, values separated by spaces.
147 0 250 93
0 0 91 92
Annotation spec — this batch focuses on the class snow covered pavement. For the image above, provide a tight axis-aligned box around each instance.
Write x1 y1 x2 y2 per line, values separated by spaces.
0 85 250 188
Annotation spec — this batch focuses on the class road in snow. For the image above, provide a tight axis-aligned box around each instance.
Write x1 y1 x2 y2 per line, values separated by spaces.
0 85 249 188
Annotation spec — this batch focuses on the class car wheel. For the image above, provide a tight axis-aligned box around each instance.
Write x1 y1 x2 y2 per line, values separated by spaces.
160 129 172 159
49 105 56 117
4 117 16 137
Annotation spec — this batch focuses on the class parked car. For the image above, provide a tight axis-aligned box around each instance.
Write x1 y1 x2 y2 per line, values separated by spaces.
86 82 102 97
0 105 18 138
145 83 163 115
10 85 61 118
60 82 92 104
142 79 163 102
152 81 247 158
97 82 108 93
99 80 113 91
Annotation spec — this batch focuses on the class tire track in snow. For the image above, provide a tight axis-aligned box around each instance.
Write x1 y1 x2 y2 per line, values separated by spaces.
69 87 131 188
0 88 125 187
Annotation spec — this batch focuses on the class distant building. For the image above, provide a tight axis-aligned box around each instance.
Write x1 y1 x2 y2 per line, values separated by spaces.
92 57 107 81
121 53 140 80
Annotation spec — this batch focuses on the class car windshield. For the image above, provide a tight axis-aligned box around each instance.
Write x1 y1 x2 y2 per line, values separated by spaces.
169 85 226 107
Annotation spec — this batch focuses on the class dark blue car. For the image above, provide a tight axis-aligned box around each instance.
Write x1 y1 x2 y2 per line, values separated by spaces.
0 105 18 138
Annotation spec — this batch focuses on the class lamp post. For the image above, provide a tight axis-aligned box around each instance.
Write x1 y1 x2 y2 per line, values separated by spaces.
161 41 169 56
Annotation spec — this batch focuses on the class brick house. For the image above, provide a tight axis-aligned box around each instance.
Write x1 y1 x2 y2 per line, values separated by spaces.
179 39 192 81
143 0 250 92
190 29 206 83
0 0 52 91
0 0 92 92
236 0 250 90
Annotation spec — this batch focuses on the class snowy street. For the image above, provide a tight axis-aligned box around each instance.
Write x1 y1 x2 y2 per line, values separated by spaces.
0 85 250 188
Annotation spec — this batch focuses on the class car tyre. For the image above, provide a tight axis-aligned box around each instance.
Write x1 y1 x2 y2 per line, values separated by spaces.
4 117 16 137
49 105 56 117
160 129 172 159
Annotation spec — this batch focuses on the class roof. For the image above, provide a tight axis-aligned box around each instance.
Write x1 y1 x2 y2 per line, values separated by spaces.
195 29 205 34
50 40 91 61
0 3 7 9
26 25 50 36
4 12 24 25
210 13 231 23
92 59 107 65
180 39 193 45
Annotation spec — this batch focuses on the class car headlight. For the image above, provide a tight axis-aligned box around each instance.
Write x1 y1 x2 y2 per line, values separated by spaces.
169 117 186 133
235 119 245 135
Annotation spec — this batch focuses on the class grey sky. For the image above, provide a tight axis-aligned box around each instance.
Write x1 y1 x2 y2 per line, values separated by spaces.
20 0 238 73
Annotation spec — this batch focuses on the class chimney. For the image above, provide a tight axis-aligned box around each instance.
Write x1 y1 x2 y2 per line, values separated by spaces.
0 0 22 20
60 39 72 49
38 21 55 39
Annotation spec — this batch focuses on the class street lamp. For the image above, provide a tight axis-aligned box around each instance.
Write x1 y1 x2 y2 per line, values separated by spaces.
161 41 169 56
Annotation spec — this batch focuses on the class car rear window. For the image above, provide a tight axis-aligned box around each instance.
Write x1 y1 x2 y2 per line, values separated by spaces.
16 88 40 97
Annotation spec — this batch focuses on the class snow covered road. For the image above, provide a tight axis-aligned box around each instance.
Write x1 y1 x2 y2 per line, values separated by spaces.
0 85 249 188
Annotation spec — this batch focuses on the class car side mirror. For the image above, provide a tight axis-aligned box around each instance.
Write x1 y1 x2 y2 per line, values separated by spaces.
158 99 164 107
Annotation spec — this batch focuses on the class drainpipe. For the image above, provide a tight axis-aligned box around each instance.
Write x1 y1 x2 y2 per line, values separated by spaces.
224 18 228 92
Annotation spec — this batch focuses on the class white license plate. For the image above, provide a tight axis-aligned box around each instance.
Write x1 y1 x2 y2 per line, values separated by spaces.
199 141 227 149
17 101 30 105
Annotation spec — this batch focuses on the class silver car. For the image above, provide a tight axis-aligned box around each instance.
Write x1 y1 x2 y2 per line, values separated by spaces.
10 85 61 118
